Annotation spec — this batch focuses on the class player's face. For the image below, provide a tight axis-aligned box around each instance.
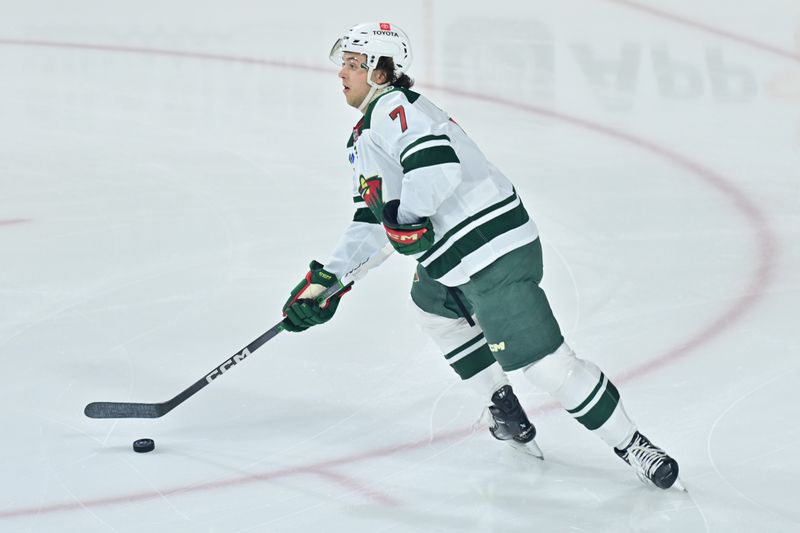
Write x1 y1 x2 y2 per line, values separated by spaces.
339 52 370 109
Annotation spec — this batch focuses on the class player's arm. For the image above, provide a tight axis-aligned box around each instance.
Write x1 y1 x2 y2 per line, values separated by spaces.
281 196 387 333
372 96 463 255
325 210 389 280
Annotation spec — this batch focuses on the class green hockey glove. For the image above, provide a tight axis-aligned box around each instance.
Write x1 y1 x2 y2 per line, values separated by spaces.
281 260 348 332
381 199 435 255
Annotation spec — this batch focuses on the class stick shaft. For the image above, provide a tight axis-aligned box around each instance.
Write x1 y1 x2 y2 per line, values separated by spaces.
84 245 393 419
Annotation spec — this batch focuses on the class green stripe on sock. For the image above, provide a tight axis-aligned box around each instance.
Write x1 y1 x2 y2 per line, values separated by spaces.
567 373 605 414
574 381 620 431
444 333 484 361
450 345 496 379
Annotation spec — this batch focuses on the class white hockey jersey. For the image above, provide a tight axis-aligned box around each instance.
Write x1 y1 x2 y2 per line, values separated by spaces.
325 86 539 287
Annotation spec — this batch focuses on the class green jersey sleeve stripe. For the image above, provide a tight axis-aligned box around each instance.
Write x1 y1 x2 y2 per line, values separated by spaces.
423 201 530 279
402 145 460 174
353 207 380 224
418 191 519 263
399 134 451 162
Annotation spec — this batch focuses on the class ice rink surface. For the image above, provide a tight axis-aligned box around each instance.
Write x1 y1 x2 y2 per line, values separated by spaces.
1 0 799 531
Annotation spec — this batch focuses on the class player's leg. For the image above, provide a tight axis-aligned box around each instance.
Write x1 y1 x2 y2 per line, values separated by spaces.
522 343 681 489
460 239 680 488
410 266 540 456
456 239 564 373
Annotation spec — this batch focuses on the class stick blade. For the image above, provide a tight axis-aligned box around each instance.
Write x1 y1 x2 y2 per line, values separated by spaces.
84 401 166 419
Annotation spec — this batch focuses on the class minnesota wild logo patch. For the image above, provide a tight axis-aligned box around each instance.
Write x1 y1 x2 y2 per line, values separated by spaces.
358 175 384 219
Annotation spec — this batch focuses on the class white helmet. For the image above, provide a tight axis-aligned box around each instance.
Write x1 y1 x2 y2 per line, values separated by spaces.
329 22 413 89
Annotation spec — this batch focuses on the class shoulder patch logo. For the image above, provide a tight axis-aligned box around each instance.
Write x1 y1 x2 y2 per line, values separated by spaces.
358 175 384 217
380 22 391 31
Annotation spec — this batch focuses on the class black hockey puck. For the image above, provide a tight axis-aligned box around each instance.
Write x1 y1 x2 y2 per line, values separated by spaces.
133 438 155 453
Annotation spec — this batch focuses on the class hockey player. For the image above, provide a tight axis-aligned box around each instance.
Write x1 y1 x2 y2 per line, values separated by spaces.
281 22 682 490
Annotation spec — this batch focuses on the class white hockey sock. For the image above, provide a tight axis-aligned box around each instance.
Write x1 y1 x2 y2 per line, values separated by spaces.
413 306 498 381
465 362 510 400
522 343 636 448
413 305 509 402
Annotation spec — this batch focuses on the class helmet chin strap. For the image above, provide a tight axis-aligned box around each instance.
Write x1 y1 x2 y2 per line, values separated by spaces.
357 65 392 113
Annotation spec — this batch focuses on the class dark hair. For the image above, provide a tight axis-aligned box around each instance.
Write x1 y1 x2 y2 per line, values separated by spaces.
375 56 414 89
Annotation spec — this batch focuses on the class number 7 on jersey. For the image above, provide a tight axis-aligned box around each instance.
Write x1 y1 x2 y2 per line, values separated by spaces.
389 105 408 132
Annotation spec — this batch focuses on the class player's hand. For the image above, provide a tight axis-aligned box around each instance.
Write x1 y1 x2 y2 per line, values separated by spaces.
281 261 347 332
381 200 434 255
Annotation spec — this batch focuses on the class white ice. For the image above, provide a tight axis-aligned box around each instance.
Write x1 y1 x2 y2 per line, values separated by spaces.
1 1 799 531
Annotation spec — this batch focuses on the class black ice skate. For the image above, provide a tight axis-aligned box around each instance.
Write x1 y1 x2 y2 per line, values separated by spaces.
615 431 685 490
488 385 543 459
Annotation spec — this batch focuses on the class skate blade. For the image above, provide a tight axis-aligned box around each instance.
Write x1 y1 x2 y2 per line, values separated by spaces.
507 439 544 460
671 477 688 492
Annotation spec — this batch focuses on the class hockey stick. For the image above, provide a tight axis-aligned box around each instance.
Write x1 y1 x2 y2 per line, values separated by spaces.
84 245 394 419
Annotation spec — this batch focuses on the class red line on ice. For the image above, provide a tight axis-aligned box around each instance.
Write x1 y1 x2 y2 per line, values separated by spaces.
0 17 781 518
0 219 29 226
0 428 469 519
432 86 776 383
605 0 800 64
